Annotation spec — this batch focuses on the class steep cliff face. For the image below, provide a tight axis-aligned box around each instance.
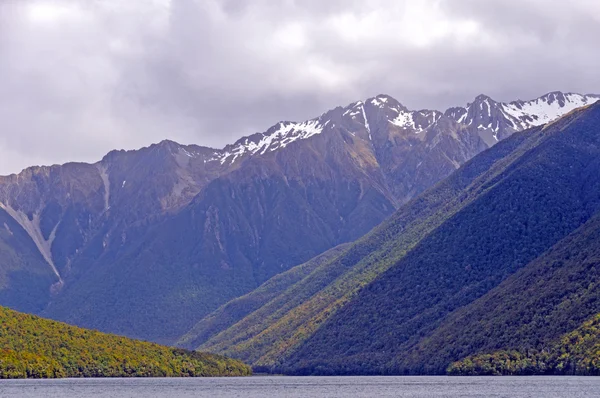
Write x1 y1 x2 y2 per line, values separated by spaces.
0 91 595 344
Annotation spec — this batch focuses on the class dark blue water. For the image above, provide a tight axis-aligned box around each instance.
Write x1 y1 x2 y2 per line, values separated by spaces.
1 376 599 397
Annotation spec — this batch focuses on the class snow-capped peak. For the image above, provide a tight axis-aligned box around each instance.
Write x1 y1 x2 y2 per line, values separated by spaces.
501 92 598 130
446 91 599 144
205 91 598 167
214 119 324 165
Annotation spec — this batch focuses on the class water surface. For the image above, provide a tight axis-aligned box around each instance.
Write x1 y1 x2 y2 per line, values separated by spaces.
1 376 599 397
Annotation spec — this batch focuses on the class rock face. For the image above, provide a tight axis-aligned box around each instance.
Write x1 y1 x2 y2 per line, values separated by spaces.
0 91 596 343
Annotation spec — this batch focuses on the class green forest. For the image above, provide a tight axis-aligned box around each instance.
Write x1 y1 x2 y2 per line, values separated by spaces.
0 306 251 378
449 313 600 375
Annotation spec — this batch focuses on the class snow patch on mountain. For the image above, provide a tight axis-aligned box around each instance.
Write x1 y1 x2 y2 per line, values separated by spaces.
370 96 389 108
390 110 441 133
360 103 372 140
389 111 415 129
207 91 598 167
502 93 598 129
216 119 324 165
451 92 599 132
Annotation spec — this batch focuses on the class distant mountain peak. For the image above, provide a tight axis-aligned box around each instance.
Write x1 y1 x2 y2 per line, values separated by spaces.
212 118 325 165
70 91 600 174
473 93 496 102
365 94 409 112
208 94 415 165
443 91 600 145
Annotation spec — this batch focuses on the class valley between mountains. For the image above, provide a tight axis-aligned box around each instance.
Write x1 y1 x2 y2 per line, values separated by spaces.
2 91 600 375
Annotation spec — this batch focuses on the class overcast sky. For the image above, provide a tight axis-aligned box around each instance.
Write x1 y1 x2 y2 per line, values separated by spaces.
1 0 599 174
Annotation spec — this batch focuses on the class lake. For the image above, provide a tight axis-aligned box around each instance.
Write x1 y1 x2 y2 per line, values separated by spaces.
0 376 599 397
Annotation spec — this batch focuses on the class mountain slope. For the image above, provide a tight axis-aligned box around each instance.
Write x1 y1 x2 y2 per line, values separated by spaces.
0 143 227 315
35 95 483 343
0 306 251 378
448 311 600 376
182 117 547 358
187 102 600 375
0 91 596 345
41 127 399 343
177 243 351 350
0 208 58 313
281 103 600 375
399 210 600 374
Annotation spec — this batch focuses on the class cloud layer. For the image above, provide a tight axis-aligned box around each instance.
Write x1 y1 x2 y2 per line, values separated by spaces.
0 0 599 174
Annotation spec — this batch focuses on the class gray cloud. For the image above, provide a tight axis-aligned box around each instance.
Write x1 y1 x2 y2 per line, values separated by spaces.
0 0 599 174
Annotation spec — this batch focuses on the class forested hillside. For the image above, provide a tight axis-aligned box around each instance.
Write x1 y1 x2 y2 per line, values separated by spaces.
448 312 600 376
282 103 600 375
399 213 600 373
177 244 351 351
184 103 600 375
0 306 251 379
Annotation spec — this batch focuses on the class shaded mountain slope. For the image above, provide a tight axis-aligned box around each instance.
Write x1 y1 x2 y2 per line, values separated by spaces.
0 142 226 317
401 211 600 374
280 103 600 375
177 243 351 350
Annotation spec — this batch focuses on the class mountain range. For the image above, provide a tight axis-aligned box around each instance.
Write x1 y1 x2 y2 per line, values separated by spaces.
179 100 600 375
0 90 597 347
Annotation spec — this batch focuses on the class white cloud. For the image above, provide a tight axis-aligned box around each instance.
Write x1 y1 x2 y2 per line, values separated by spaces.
328 2 482 48
0 0 599 174
26 2 83 23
